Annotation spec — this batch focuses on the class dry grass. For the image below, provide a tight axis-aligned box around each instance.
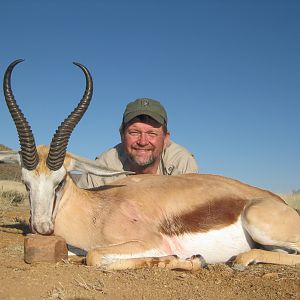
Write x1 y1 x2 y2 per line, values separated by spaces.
0 190 27 205
0 180 26 194
0 180 28 210
74 274 105 293
283 192 300 212
0 163 22 181
0 180 29 233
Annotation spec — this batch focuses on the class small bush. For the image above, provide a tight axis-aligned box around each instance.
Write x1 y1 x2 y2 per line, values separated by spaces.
0 190 27 205
284 191 300 213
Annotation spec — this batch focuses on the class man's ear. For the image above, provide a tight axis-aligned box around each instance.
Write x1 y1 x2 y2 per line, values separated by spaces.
164 131 170 148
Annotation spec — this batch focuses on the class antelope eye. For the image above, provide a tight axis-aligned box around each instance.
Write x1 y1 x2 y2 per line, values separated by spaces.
56 179 65 191
55 179 65 193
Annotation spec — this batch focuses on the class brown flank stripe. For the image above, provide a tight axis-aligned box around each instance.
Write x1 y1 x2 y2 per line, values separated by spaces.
160 198 248 235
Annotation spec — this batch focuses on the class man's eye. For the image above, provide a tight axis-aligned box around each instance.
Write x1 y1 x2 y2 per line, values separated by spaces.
129 131 140 136
148 132 158 137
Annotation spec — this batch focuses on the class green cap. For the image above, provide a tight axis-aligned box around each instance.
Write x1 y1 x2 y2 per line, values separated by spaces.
123 98 168 125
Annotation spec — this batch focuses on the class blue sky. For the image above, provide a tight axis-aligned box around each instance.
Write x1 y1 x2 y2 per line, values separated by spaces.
0 1 299 194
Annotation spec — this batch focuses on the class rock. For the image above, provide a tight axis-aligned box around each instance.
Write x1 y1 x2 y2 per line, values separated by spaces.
24 234 68 263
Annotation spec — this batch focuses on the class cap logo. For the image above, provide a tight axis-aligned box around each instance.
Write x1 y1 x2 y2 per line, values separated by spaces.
142 99 149 106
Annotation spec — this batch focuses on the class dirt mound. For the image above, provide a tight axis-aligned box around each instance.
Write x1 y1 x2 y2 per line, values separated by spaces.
0 144 13 151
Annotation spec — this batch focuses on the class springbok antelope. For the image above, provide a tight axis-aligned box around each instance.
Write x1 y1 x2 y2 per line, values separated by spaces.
1 59 300 271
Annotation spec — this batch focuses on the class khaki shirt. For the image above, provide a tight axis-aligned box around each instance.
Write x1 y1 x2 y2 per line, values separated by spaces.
76 140 199 188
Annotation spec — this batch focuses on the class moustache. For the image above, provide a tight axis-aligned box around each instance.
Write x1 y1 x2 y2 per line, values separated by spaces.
132 146 154 151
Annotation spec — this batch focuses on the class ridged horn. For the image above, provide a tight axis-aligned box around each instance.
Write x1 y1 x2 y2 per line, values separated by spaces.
3 59 39 170
46 62 93 171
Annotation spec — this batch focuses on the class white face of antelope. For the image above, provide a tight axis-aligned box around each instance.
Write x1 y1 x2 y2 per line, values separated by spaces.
22 162 67 235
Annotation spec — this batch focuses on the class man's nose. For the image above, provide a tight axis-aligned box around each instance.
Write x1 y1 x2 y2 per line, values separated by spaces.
137 132 149 145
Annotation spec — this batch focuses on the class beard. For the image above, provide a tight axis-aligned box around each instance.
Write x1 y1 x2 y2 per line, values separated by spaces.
127 145 160 170
128 152 156 168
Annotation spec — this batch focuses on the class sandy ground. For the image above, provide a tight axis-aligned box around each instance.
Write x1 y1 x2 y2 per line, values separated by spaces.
0 180 26 193
0 184 299 300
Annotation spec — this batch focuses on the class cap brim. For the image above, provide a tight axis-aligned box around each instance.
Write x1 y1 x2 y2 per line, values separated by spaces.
123 111 165 125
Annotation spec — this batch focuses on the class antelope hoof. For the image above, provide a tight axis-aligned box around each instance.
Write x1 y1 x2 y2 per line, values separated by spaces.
232 251 257 270
68 255 86 265
188 254 208 271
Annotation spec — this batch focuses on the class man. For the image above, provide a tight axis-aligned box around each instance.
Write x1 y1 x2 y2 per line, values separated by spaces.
77 98 199 188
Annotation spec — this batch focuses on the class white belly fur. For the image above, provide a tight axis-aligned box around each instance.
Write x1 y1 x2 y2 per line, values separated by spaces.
165 217 253 263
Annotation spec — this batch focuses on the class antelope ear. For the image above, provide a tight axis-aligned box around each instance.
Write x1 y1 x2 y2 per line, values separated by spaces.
66 153 134 177
0 151 21 165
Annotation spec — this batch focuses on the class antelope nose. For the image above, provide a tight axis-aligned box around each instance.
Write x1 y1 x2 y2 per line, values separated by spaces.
34 222 54 235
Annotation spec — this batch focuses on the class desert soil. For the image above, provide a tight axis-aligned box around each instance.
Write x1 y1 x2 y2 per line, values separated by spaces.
0 170 299 299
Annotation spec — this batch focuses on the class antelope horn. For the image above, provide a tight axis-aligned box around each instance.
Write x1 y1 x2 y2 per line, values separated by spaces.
3 59 39 170
46 62 93 171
